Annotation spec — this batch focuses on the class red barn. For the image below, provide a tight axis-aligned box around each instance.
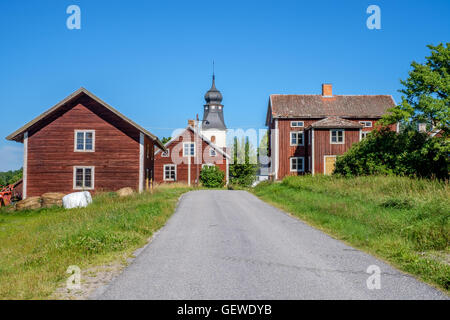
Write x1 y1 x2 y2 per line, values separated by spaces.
266 84 398 179
154 125 230 185
6 88 165 198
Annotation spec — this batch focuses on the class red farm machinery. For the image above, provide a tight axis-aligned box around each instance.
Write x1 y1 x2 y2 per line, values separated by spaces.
0 180 22 207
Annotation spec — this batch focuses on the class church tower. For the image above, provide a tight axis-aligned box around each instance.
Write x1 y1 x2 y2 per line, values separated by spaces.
201 74 227 148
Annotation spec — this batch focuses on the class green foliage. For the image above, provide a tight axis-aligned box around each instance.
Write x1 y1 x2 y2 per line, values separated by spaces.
381 43 449 136
0 168 23 186
253 175 450 292
229 137 256 187
199 165 225 188
160 136 171 144
334 128 449 179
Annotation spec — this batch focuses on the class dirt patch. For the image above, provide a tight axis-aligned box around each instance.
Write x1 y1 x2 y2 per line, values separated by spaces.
52 262 127 300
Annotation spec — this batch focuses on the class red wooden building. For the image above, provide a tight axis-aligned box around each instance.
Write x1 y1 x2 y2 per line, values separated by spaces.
266 84 398 179
154 125 230 185
6 88 165 198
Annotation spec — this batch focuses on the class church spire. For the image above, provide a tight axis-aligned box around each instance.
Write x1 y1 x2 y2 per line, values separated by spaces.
202 72 226 131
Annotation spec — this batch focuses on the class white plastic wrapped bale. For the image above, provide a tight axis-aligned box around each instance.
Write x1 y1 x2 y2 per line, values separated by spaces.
62 191 93 209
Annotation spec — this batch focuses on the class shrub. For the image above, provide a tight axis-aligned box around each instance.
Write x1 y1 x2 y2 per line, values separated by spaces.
334 128 449 179
199 166 225 188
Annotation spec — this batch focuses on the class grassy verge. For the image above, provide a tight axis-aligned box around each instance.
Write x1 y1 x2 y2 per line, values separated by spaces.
253 175 449 293
0 184 192 299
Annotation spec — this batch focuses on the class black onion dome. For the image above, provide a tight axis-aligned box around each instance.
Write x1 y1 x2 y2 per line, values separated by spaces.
204 75 223 105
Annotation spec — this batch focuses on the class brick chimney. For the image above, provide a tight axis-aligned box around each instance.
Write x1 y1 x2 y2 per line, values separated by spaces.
322 84 332 97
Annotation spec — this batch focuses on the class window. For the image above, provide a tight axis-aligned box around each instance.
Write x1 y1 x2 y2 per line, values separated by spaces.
290 157 305 172
75 130 95 151
290 131 304 146
161 150 169 157
291 121 304 127
202 163 215 169
361 131 370 139
308 130 311 145
330 129 344 144
73 166 94 189
209 148 217 157
183 142 195 156
146 144 150 159
308 156 311 171
359 121 372 128
164 164 176 181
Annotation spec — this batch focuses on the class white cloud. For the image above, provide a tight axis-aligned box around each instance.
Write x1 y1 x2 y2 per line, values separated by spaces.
0 144 23 172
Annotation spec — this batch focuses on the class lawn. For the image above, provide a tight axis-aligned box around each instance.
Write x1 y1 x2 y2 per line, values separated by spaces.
253 175 450 293
0 184 192 299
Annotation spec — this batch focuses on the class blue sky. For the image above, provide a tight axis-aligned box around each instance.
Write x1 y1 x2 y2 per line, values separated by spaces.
0 0 449 171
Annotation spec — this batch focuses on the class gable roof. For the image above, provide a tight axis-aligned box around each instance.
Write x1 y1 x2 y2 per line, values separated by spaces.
267 94 396 124
6 87 166 150
307 116 363 129
155 126 231 159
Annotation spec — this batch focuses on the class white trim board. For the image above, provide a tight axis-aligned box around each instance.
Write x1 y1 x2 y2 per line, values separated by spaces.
23 131 28 199
139 132 144 192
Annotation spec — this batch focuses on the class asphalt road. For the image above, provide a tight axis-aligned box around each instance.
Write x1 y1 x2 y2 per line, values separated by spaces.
94 190 447 300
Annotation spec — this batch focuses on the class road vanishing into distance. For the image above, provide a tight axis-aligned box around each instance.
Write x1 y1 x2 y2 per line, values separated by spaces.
94 190 447 300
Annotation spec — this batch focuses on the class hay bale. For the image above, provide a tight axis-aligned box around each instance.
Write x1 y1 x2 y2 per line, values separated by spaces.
116 187 134 197
42 192 65 208
16 196 42 210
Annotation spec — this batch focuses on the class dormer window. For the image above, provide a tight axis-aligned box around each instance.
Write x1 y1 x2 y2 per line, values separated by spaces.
359 121 372 128
291 121 304 128
75 130 95 152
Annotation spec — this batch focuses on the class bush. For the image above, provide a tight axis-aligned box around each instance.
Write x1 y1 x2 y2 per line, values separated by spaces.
229 163 256 187
334 128 449 179
199 166 225 188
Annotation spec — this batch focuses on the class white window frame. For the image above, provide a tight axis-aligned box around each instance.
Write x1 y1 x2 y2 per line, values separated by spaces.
74 130 95 152
183 142 195 157
73 166 95 190
209 148 217 157
161 150 170 157
291 121 304 128
330 129 345 144
202 163 215 169
290 131 304 146
361 131 370 139
290 157 305 172
163 164 176 181
359 121 372 128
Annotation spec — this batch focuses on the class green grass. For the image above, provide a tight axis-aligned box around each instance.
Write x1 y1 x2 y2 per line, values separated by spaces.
0 185 192 299
253 175 450 293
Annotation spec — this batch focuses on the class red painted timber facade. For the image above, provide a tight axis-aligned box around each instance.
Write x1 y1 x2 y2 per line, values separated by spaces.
154 126 229 185
267 84 398 179
6 88 164 198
